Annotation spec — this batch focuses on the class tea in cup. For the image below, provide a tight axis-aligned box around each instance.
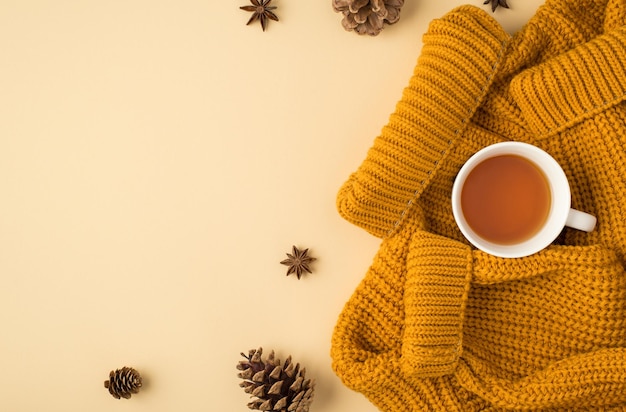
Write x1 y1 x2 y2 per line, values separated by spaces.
451 142 596 258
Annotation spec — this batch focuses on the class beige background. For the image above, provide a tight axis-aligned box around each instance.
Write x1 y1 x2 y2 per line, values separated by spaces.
0 1 543 411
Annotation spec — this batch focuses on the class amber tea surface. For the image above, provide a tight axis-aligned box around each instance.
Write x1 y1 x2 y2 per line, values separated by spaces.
460 155 551 245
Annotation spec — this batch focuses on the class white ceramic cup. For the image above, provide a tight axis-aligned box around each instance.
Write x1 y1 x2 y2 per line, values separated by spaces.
451 142 596 258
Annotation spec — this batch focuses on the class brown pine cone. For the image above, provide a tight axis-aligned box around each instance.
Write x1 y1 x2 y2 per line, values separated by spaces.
332 0 404 36
237 347 315 412
104 367 142 399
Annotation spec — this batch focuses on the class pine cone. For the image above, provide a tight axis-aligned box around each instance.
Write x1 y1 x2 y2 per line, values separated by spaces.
237 347 315 412
332 0 404 36
104 367 142 399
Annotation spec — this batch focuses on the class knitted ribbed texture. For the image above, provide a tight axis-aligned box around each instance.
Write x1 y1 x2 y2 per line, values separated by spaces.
336 7 507 238
402 232 472 378
331 1 626 411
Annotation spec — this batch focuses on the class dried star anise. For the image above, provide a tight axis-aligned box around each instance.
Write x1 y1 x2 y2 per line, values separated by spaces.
280 246 316 279
240 0 279 32
484 0 509 12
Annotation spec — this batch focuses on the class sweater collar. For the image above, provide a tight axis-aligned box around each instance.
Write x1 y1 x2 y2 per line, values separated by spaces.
498 0 626 137
510 25 626 137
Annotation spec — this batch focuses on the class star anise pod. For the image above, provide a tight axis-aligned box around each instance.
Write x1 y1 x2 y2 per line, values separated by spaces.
240 0 279 32
483 0 509 12
280 246 316 279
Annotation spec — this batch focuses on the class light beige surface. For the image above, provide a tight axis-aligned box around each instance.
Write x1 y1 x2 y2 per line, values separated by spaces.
0 1 543 411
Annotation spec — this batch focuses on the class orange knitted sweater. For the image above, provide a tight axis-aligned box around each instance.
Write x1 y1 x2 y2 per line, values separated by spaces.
331 1 626 411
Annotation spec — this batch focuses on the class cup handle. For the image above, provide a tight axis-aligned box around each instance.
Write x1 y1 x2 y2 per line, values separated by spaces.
565 208 597 232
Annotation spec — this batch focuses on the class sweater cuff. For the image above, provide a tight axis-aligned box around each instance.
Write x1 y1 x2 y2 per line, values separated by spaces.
511 26 626 137
336 6 509 238
402 232 473 378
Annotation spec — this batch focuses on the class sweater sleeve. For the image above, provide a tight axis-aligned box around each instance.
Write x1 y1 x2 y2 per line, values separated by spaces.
336 6 510 238
331 225 483 411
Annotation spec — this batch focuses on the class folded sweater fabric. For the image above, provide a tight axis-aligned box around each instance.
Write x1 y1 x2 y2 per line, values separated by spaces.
331 1 626 410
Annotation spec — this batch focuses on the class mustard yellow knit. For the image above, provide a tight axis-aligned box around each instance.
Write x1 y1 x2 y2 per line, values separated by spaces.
331 1 626 411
